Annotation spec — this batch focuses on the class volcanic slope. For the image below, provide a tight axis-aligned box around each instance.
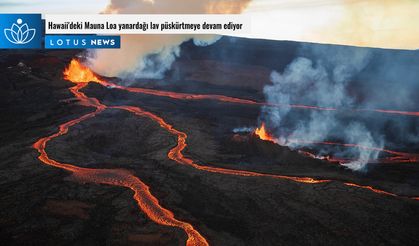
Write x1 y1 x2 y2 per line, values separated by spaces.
2 37 419 246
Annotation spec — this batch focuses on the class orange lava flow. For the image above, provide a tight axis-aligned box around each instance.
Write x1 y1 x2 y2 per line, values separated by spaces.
115 105 419 201
63 59 419 200
112 105 329 184
343 183 398 197
289 139 419 164
368 109 419 117
35 58 419 246
251 123 419 199
252 122 419 165
104 83 419 117
33 83 208 246
106 80 419 117
63 59 419 118
104 78 419 117
62 61 329 185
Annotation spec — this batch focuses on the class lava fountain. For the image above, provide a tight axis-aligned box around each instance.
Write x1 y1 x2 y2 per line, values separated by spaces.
254 123 277 143
63 59 104 84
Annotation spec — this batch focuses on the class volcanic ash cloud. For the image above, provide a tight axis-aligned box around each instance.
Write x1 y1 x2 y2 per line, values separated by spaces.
87 0 251 79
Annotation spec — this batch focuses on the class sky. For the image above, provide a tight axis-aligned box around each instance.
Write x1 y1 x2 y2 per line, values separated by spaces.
0 0 107 13
0 0 418 49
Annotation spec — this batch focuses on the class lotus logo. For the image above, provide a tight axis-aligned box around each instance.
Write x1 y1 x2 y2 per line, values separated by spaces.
4 18 36 45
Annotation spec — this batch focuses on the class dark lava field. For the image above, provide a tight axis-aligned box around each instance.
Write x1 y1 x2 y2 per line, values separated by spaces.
1 37 419 246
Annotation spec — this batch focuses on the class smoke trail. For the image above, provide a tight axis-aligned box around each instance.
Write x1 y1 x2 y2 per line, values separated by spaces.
233 127 254 133
259 45 389 171
87 0 251 79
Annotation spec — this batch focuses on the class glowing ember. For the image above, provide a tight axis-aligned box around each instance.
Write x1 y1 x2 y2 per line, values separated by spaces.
63 59 103 84
254 122 276 143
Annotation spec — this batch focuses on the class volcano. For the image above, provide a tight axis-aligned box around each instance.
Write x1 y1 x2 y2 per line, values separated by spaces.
1 37 419 246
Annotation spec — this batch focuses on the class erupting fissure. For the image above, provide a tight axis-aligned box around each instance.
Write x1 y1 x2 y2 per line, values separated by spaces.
33 59 419 246
254 123 277 143
253 123 419 164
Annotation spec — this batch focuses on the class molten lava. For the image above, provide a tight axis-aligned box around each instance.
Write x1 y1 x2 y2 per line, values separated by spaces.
63 59 103 84
63 58 419 117
252 123 419 165
33 59 419 246
295 141 419 164
113 105 330 184
344 183 397 197
254 123 276 143
62 59 419 197
34 62 209 246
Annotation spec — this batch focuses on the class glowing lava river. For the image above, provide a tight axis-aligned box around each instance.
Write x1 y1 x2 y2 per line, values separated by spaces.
33 59 419 246
33 82 209 246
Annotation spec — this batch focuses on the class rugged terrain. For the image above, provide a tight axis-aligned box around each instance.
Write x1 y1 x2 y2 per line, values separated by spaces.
1 38 419 245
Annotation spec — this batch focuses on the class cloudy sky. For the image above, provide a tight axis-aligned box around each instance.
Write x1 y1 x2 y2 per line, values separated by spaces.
0 0 107 13
1 0 418 49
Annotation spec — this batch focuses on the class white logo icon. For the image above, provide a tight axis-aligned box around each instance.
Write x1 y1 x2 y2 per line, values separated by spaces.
4 18 36 44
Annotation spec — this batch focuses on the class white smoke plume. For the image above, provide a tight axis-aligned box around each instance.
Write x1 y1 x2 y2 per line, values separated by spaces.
233 127 254 133
87 0 251 79
260 45 385 171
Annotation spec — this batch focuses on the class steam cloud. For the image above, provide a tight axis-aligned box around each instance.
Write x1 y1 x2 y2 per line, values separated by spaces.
87 0 251 79
260 44 419 171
